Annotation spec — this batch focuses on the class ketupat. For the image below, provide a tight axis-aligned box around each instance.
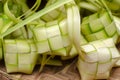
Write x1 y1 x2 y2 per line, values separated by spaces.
0 0 120 80
77 38 120 80
31 19 71 56
81 10 119 43
4 39 38 74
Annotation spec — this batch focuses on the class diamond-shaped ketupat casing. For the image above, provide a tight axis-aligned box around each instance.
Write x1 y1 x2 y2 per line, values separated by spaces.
4 39 38 74
81 10 119 44
32 19 71 56
77 38 120 80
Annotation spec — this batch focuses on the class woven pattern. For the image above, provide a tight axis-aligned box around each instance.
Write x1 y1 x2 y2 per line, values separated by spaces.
4 40 38 74
32 19 71 56
41 8 66 22
81 11 119 43
41 2 66 22
77 38 120 79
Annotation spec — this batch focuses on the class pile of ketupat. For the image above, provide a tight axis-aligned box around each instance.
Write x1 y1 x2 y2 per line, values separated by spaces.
1 0 120 80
